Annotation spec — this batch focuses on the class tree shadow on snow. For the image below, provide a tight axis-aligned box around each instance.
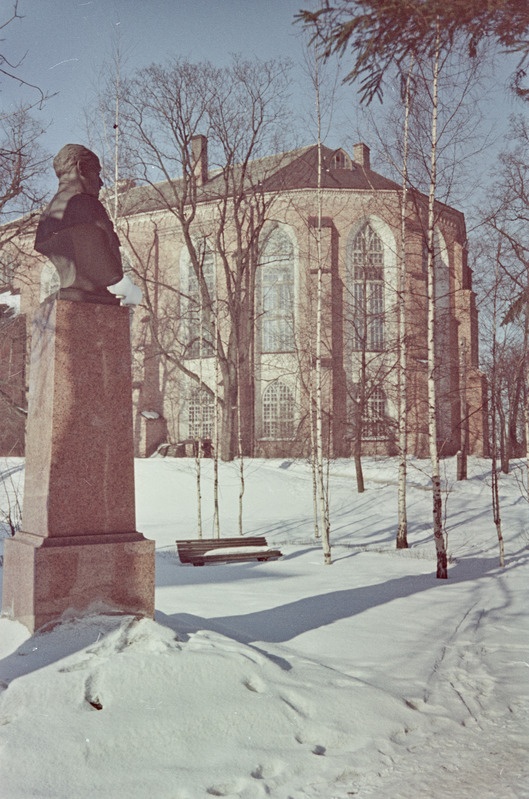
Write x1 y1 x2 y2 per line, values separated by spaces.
1 548 525 685
157 551 525 646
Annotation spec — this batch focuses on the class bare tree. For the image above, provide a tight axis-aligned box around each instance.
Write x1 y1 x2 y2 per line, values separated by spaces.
106 56 293 462
343 225 398 494
490 241 506 566
396 58 414 547
0 4 51 456
311 43 332 563
0 301 26 456
424 25 449 579
1 2 50 240
483 114 529 471
0 2 48 106
301 3 497 578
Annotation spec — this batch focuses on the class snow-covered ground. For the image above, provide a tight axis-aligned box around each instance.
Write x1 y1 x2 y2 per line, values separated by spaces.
0 455 528 798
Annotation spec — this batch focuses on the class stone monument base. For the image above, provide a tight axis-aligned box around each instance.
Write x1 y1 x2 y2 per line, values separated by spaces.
2 531 155 633
1 298 156 633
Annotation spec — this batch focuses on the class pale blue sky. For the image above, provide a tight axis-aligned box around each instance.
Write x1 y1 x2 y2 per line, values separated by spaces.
4 0 342 160
2 0 525 210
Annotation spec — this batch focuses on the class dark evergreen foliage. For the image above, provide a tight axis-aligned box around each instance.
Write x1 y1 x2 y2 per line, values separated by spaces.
297 0 529 102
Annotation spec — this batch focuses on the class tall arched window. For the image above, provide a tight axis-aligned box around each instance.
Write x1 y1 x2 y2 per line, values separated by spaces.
184 240 215 358
363 386 386 439
188 387 215 439
351 223 384 351
262 381 295 439
259 228 295 352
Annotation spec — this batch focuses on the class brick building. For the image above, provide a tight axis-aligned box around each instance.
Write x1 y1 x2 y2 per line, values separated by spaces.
2 140 487 459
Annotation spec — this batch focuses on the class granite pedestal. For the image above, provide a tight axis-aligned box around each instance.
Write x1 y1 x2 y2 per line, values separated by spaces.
2 298 155 632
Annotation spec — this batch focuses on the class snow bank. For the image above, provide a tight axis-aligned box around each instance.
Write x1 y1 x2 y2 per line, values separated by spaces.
0 456 528 798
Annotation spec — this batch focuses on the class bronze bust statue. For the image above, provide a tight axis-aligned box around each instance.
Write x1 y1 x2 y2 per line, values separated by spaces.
35 144 124 305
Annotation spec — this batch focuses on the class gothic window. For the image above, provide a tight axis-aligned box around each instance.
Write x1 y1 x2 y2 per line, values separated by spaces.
262 382 295 439
188 387 215 439
363 386 386 439
351 223 384 351
184 241 215 358
259 229 295 353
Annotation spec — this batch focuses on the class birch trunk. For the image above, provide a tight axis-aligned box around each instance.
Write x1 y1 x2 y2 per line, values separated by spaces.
457 338 468 481
213 296 220 538
396 59 413 549
491 250 505 567
313 48 331 564
236 358 245 536
523 290 529 487
354 371 365 494
427 26 448 579
195 280 205 539
310 381 321 539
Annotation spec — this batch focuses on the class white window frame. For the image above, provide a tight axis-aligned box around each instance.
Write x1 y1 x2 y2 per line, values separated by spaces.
363 386 386 440
188 386 215 440
351 223 385 352
262 381 295 439
259 228 295 353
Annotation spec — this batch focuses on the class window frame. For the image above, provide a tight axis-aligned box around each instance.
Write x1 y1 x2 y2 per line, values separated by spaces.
182 239 216 359
187 386 215 440
262 381 295 440
363 386 387 440
259 228 296 354
350 223 385 352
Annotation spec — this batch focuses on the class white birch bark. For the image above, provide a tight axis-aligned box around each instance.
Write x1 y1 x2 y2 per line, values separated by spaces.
524 294 529 484
313 49 332 565
213 295 220 538
396 59 413 549
195 278 204 539
427 25 448 579
236 358 245 536
457 337 468 480
491 250 505 567
309 381 321 539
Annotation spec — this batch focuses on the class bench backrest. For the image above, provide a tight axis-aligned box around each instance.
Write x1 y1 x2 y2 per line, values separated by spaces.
176 536 269 562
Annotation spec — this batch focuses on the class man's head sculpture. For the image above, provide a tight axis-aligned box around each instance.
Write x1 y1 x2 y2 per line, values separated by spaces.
52 144 103 196
35 144 124 304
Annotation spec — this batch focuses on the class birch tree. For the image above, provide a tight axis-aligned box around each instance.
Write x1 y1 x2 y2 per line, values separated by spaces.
484 114 529 473
298 0 508 576
1 2 52 238
490 241 506 566
0 3 49 447
304 36 333 563
102 56 293 462
424 24 448 578
396 59 414 547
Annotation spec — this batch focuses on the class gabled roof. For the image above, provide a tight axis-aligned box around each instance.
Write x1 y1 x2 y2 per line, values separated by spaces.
119 143 401 218
259 144 401 193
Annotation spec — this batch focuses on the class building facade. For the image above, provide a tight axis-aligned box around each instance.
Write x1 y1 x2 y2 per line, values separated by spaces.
2 140 487 460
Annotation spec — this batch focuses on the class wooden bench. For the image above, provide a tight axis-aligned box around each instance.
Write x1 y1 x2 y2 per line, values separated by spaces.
176 536 283 566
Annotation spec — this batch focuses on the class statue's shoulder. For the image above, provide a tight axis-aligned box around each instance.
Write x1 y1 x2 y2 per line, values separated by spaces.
64 192 108 225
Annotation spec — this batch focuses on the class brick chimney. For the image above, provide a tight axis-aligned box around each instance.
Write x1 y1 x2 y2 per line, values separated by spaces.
191 134 208 186
353 142 370 170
